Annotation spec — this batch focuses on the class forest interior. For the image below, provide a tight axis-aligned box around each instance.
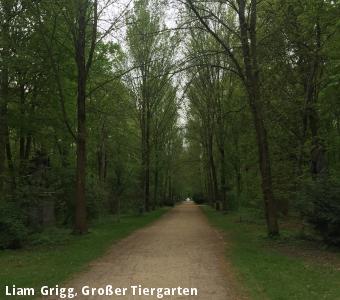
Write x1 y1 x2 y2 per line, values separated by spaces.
1 0 340 299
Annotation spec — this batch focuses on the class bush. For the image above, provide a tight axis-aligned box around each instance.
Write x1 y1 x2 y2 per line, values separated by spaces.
86 175 109 219
226 190 241 211
0 201 27 249
299 177 340 246
29 227 71 246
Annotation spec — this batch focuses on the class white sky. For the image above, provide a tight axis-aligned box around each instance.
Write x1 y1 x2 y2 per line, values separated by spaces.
98 0 188 127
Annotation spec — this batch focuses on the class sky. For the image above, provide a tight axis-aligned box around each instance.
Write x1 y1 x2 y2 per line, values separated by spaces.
98 0 188 127
99 0 180 44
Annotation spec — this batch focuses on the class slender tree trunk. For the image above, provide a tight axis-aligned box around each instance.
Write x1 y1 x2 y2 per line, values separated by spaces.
219 146 227 210
153 169 158 208
145 107 151 211
0 82 8 194
215 60 228 210
206 160 214 205
250 98 278 235
74 0 88 234
168 174 173 205
141 98 146 211
140 69 150 212
0 1 10 194
140 105 150 211
202 139 213 204
162 173 168 206
6 127 15 189
216 116 227 210
153 148 159 210
55 135 68 169
25 135 32 160
97 142 106 182
238 0 279 236
234 138 242 198
208 133 218 207
98 123 108 182
19 81 26 168
5 130 13 171
308 21 325 177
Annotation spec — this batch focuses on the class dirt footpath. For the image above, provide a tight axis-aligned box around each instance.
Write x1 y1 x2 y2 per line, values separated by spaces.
45 202 245 300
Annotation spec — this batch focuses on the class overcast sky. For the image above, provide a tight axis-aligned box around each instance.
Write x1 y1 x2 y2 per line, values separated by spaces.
97 0 188 125
99 0 180 44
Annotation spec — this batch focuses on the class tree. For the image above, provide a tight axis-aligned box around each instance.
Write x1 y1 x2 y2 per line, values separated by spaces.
126 0 178 211
73 0 98 234
0 0 11 194
185 0 279 235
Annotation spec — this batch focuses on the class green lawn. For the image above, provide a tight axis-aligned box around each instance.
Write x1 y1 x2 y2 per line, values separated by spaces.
0 208 168 300
202 206 340 300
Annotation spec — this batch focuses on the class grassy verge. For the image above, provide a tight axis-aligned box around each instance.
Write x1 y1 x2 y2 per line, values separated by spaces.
0 208 168 300
202 205 340 300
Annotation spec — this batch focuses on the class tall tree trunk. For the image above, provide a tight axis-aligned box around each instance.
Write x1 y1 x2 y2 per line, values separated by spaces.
238 0 279 236
0 0 10 194
206 156 214 205
25 135 32 160
207 132 218 207
216 91 227 210
162 173 168 206
97 143 106 182
234 137 242 199
153 147 159 210
168 174 173 205
140 100 150 212
145 107 151 211
19 81 26 168
140 67 150 212
74 0 88 234
6 127 15 189
308 20 325 177
141 98 146 211
219 146 227 210
153 169 158 209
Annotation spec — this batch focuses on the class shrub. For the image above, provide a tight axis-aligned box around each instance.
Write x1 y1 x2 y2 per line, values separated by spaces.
226 190 240 211
0 200 27 249
299 177 340 246
86 175 109 219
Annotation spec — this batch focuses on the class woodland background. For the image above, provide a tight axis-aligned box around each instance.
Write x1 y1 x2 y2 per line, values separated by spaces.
0 0 340 249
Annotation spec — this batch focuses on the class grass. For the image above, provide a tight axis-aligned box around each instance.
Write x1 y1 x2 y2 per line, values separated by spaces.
202 205 340 300
0 208 168 300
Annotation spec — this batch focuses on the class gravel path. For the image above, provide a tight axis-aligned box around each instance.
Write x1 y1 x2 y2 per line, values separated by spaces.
44 202 244 300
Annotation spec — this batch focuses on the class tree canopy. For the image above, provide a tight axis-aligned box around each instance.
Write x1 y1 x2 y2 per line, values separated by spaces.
1 0 340 247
